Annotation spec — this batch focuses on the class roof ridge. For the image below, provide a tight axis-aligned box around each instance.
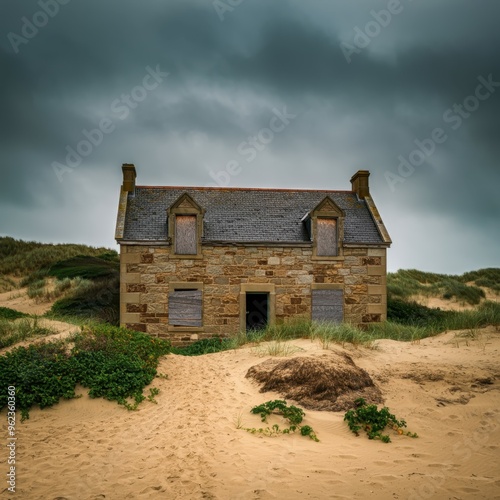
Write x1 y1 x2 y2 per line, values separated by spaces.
135 185 356 193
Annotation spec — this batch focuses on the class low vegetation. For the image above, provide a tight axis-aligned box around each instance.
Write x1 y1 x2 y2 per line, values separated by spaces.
0 324 170 420
344 398 418 443
0 312 55 349
0 306 28 321
171 337 235 356
243 400 319 441
170 299 500 356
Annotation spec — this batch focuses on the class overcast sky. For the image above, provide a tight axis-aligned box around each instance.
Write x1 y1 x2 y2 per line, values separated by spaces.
1 0 499 273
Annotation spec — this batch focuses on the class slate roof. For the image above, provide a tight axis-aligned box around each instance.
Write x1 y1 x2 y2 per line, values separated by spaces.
121 187 386 245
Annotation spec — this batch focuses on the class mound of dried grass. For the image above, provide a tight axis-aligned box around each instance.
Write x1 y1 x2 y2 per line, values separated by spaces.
246 353 383 411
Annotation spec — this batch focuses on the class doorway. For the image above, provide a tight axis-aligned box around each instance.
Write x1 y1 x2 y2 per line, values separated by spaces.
245 292 268 331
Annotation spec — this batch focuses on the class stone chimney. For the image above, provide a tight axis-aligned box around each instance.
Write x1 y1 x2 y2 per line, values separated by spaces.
122 163 136 195
350 170 370 199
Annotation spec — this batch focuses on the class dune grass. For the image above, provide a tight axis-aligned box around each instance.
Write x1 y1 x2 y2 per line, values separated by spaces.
49 276 120 325
0 236 117 277
0 316 55 349
47 254 119 280
0 306 28 321
8 252 121 325
387 268 499 304
0 274 17 293
174 301 500 356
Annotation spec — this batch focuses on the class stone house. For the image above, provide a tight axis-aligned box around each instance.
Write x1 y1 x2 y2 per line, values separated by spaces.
115 164 391 344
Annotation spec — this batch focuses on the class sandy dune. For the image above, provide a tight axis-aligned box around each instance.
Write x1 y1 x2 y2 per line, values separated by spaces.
2 326 500 500
0 287 53 316
411 285 499 312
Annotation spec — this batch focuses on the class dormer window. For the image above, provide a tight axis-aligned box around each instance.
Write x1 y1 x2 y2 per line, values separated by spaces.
167 193 204 258
305 196 345 260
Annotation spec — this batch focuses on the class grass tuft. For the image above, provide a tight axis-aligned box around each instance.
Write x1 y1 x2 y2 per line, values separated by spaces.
0 316 55 349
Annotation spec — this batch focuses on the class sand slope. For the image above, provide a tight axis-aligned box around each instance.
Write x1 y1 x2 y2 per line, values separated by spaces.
2 327 500 500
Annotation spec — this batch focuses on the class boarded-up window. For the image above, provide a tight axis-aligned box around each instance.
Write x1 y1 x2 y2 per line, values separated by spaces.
175 215 197 254
316 218 337 256
311 289 343 323
168 289 202 326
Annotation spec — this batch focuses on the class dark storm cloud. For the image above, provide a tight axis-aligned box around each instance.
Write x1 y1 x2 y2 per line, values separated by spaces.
0 0 499 271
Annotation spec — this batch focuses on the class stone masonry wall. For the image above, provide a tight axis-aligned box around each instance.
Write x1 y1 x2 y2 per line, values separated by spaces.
120 245 387 345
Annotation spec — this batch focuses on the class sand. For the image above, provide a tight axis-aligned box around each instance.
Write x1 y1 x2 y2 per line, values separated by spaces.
0 286 54 316
1 289 500 499
0 328 498 499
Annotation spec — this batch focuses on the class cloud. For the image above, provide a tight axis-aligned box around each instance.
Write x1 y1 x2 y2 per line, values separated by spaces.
0 0 499 273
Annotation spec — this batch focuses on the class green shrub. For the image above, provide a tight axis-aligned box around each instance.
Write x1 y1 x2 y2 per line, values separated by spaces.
0 341 77 420
344 398 418 443
0 324 171 420
244 400 319 441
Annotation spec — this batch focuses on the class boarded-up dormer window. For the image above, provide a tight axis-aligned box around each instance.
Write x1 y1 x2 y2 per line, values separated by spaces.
169 289 202 326
175 215 197 254
316 218 337 256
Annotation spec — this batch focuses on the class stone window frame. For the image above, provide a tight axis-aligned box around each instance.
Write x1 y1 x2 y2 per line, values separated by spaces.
167 281 204 332
309 196 345 261
167 193 205 259
239 283 276 333
310 283 345 323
